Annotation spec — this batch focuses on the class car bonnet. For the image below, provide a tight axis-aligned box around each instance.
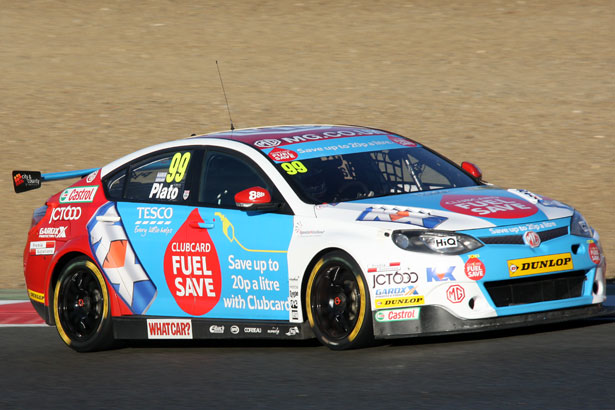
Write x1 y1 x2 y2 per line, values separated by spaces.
313 185 574 231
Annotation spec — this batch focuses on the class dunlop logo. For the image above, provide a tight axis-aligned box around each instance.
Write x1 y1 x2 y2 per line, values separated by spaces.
28 289 45 303
374 295 424 309
508 253 573 277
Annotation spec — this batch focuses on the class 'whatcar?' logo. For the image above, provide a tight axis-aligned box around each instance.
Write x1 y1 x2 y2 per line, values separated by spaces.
440 195 538 219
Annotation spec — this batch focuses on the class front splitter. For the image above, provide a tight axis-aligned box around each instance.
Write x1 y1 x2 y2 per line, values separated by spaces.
373 303 614 339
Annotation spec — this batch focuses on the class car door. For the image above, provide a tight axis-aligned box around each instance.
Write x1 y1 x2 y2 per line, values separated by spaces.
181 149 294 321
99 147 201 317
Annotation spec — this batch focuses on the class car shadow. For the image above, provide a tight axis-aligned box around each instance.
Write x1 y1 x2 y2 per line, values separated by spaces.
385 314 615 348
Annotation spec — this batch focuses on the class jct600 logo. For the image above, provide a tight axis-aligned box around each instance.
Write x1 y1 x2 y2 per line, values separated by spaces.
51 206 82 222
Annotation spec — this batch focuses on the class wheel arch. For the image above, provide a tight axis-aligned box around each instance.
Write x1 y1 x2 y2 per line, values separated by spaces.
300 247 364 321
46 251 122 325
46 251 87 326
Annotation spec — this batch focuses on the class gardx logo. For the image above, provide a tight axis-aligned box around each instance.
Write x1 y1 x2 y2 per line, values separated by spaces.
508 253 573 277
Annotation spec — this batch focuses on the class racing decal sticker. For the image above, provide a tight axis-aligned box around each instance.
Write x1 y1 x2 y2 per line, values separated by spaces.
374 295 424 309
446 285 465 303
464 256 485 280
370 269 418 286
588 241 601 264
118 202 293 320
487 221 557 235
88 202 157 314
164 208 222 316
251 127 386 149
215 211 291 317
12 171 41 193
507 253 573 277
86 169 99 183
508 189 572 211
27 289 45 303
281 161 308 175
369 264 419 298
293 220 325 237
149 151 191 201
357 206 447 228
261 133 422 163
50 205 82 222
59 186 98 203
268 148 298 162
388 135 417 147
367 262 401 274
440 195 538 219
29 241 55 255
426 266 456 282
146 318 193 339
375 307 420 322
38 226 68 239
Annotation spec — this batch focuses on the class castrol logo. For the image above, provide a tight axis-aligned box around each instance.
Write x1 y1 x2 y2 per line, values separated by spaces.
51 206 82 222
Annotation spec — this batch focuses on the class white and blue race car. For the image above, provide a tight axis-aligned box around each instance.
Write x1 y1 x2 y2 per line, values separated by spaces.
13 125 609 351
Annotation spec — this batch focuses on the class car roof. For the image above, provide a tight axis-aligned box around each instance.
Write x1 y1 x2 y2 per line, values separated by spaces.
101 124 415 178
188 124 398 148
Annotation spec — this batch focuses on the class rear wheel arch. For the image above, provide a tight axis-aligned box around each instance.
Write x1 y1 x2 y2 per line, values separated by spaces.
52 255 116 351
47 251 86 325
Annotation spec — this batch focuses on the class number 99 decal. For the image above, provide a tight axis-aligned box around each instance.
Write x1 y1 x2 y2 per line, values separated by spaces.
166 152 191 183
281 161 308 175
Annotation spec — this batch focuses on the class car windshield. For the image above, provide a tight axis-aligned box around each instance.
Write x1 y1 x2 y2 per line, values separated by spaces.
277 147 478 204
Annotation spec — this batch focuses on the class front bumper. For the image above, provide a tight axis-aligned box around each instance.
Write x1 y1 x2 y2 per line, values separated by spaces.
373 303 614 339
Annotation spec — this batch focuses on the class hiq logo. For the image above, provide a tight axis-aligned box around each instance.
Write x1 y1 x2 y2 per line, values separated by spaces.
427 266 456 282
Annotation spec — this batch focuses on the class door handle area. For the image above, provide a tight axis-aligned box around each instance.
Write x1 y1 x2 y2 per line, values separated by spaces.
96 215 121 223
190 221 215 229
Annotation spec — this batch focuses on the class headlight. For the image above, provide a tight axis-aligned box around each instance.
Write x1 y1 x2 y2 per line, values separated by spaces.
570 211 593 238
392 230 483 255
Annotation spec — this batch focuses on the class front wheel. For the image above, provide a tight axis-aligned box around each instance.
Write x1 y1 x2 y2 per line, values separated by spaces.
305 251 373 350
53 257 115 352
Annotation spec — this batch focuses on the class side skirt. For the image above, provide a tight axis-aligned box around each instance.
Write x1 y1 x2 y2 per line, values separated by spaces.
113 316 314 340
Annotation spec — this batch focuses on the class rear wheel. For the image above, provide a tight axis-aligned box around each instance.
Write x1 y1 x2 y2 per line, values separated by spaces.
53 257 115 352
305 251 373 350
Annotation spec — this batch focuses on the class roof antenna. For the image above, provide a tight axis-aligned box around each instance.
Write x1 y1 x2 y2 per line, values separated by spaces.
216 60 235 131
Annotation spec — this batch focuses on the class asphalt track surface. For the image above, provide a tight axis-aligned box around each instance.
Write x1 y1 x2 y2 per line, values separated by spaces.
1 309 614 409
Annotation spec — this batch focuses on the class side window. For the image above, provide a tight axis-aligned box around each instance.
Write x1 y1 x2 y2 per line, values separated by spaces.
199 151 273 208
105 168 127 200
124 150 194 203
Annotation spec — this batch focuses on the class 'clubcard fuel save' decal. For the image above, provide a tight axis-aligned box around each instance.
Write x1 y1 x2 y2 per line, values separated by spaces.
117 202 293 320
164 208 222 315
440 195 538 219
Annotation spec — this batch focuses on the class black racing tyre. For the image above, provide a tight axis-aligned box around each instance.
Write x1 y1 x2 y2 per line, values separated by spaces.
53 257 115 352
305 251 373 350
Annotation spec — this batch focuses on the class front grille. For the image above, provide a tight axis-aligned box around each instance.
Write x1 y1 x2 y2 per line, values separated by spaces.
479 226 568 245
484 271 586 307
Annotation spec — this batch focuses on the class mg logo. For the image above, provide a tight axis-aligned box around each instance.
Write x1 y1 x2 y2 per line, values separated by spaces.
523 231 541 248
446 285 465 303
254 139 281 148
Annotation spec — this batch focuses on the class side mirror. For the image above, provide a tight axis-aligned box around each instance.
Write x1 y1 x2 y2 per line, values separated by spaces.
461 162 482 179
234 187 276 210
